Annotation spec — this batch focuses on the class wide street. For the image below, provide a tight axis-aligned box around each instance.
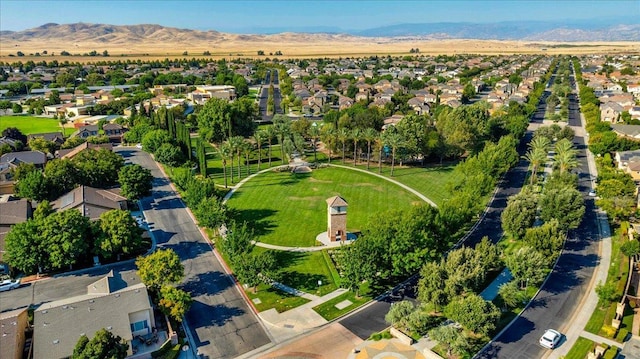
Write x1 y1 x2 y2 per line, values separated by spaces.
1 148 271 359
258 69 283 122
118 148 271 359
476 72 601 358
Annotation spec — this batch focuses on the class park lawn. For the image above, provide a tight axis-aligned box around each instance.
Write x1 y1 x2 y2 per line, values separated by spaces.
254 247 339 296
338 161 456 206
312 287 373 321
0 115 62 135
227 166 422 247
564 337 596 359
244 283 310 313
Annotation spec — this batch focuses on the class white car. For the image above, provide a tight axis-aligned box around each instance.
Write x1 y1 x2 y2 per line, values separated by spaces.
135 143 143 149
539 329 562 349
588 189 596 197
0 279 20 292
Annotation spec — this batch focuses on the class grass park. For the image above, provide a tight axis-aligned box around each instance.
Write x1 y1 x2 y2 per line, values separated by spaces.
0 115 63 135
183 135 457 313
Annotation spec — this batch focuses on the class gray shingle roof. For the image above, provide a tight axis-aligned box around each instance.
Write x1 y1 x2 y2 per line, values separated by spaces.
33 272 150 359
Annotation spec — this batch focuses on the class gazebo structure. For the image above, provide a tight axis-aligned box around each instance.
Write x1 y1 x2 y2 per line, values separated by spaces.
326 195 348 242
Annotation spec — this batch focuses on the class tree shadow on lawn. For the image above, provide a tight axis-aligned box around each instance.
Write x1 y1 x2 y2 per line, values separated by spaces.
271 251 330 292
280 172 311 186
233 208 277 236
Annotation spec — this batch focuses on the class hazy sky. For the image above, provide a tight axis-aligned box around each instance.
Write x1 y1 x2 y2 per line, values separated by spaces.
1 0 638 32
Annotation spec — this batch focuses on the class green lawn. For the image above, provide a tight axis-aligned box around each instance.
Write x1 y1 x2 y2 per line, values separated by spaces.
244 283 310 313
312 289 372 321
227 166 423 247
1 115 63 135
564 337 595 359
254 247 340 296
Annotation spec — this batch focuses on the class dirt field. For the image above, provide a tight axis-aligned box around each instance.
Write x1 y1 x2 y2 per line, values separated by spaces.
2 38 638 62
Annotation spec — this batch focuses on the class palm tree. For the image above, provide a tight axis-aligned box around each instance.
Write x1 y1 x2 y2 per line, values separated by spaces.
264 126 277 168
309 124 321 163
219 142 232 188
229 136 245 182
554 138 578 174
362 128 378 171
253 131 265 170
375 135 384 174
59 116 68 137
321 125 336 164
337 127 350 164
274 117 291 165
383 130 404 177
351 128 361 166
242 141 253 176
523 135 551 184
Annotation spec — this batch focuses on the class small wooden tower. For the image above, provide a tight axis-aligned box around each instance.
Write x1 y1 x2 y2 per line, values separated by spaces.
326 195 348 242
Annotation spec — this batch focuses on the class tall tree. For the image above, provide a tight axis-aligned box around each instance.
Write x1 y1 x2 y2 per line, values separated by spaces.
158 285 192 322
505 246 548 289
308 124 321 163
273 115 291 165
362 127 378 171
242 140 253 177
351 128 362 166
219 142 232 188
337 127 350 164
253 130 265 170
264 125 277 168
382 129 404 176
523 135 550 184
118 164 153 201
443 293 501 336
40 209 91 270
136 248 184 292
95 209 144 260
553 138 578 174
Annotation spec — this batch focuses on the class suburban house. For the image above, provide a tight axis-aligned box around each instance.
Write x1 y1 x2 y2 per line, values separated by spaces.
0 136 22 151
0 162 17 194
72 125 100 139
0 198 33 263
51 185 127 221
615 149 640 181
55 142 113 160
33 271 156 359
102 123 128 143
601 102 624 123
186 85 236 104
0 150 47 168
0 308 29 359
27 132 65 146
611 124 640 140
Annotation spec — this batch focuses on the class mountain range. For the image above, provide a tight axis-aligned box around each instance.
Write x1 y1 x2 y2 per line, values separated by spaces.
1 20 639 44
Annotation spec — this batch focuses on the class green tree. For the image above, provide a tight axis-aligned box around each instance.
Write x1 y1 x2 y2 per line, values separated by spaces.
154 143 185 166
11 103 23 114
233 250 278 293
95 209 143 260
621 239 640 257
523 135 550 184
382 129 404 176
28 137 58 155
73 149 125 188
4 220 46 274
362 127 378 170
539 186 585 231
136 248 184 291
219 141 232 188
337 127 350 164
264 125 277 167
118 164 153 201
443 293 500 335
158 285 192 322
553 138 578 174
498 280 526 309
428 325 467 357
40 210 91 270
595 281 620 307
522 219 565 260
15 169 49 201
501 188 538 239
218 221 254 257
418 261 448 311
505 246 547 289
385 300 414 330
351 128 362 166
72 328 128 359
193 196 229 228
253 130 266 170
141 129 171 153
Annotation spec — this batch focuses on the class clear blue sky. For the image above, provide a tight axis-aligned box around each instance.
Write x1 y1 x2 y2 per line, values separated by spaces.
1 0 637 33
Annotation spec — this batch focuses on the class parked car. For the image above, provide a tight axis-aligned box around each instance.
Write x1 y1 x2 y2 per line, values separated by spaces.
588 189 596 197
539 329 562 349
136 143 143 149
0 279 21 292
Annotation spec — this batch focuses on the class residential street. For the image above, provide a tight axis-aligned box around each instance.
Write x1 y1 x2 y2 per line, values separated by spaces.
117 148 271 359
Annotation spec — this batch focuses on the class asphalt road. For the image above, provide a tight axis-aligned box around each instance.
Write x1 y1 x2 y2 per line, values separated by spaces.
258 69 283 123
117 148 270 359
476 71 600 358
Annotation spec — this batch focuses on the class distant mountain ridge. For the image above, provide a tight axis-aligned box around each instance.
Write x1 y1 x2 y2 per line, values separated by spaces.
1 21 638 44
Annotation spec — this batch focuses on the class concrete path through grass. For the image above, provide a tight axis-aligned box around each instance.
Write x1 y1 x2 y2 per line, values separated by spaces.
480 268 513 301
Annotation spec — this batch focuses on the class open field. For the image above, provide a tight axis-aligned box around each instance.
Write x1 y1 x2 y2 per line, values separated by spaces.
226 166 423 247
3 38 638 62
0 115 62 135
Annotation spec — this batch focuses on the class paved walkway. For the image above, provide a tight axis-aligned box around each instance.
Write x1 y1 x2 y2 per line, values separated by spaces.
252 239 348 252
480 269 513 301
545 113 611 359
